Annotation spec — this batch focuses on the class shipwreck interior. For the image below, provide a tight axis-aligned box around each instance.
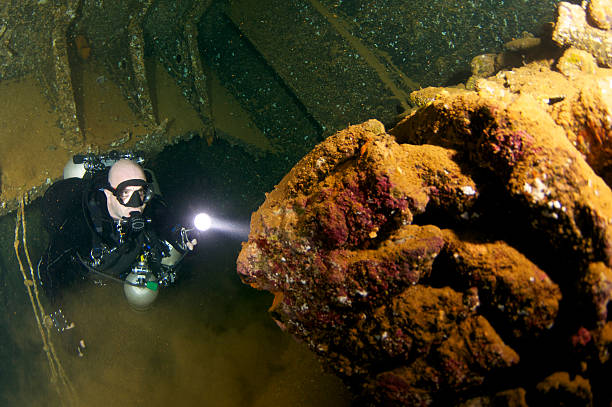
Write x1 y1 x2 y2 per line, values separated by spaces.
4 0 608 406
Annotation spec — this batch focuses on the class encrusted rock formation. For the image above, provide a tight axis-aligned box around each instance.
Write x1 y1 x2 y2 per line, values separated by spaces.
237 3 612 403
553 1 612 68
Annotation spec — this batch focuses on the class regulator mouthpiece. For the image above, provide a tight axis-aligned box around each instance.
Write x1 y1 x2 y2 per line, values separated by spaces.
194 213 212 232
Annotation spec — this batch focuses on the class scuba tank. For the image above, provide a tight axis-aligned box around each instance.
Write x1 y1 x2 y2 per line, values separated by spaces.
123 255 159 312
123 244 183 311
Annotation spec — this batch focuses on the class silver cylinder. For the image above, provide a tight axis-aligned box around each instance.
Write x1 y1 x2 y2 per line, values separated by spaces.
123 272 159 311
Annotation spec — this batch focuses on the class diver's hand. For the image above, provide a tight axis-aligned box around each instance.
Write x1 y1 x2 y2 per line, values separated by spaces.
47 308 87 358
186 239 197 251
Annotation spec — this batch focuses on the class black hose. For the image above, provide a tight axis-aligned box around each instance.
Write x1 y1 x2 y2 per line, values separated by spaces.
75 252 143 288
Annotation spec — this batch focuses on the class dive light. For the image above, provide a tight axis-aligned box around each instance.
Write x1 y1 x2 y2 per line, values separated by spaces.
180 212 211 249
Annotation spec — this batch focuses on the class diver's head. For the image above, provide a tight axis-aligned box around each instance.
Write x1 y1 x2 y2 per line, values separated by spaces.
103 159 152 220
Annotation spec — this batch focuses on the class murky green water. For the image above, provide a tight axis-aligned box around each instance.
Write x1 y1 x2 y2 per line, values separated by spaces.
0 220 352 407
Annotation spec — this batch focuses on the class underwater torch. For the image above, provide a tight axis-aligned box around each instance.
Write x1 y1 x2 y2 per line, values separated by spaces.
180 212 212 248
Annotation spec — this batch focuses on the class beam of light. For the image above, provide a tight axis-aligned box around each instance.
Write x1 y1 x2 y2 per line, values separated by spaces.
210 218 251 239
192 212 250 240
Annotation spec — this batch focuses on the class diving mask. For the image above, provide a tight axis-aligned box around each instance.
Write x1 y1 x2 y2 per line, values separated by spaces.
107 179 153 208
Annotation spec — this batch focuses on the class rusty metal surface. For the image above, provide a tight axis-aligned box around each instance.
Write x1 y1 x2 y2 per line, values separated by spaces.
75 0 156 123
0 0 214 140
144 0 213 127
1 1 83 147
228 0 416 134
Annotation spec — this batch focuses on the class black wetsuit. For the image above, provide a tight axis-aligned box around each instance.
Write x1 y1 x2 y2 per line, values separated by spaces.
38 172 183 308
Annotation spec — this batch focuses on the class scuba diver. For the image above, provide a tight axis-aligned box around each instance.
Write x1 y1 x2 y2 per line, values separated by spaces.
37 151 198 357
